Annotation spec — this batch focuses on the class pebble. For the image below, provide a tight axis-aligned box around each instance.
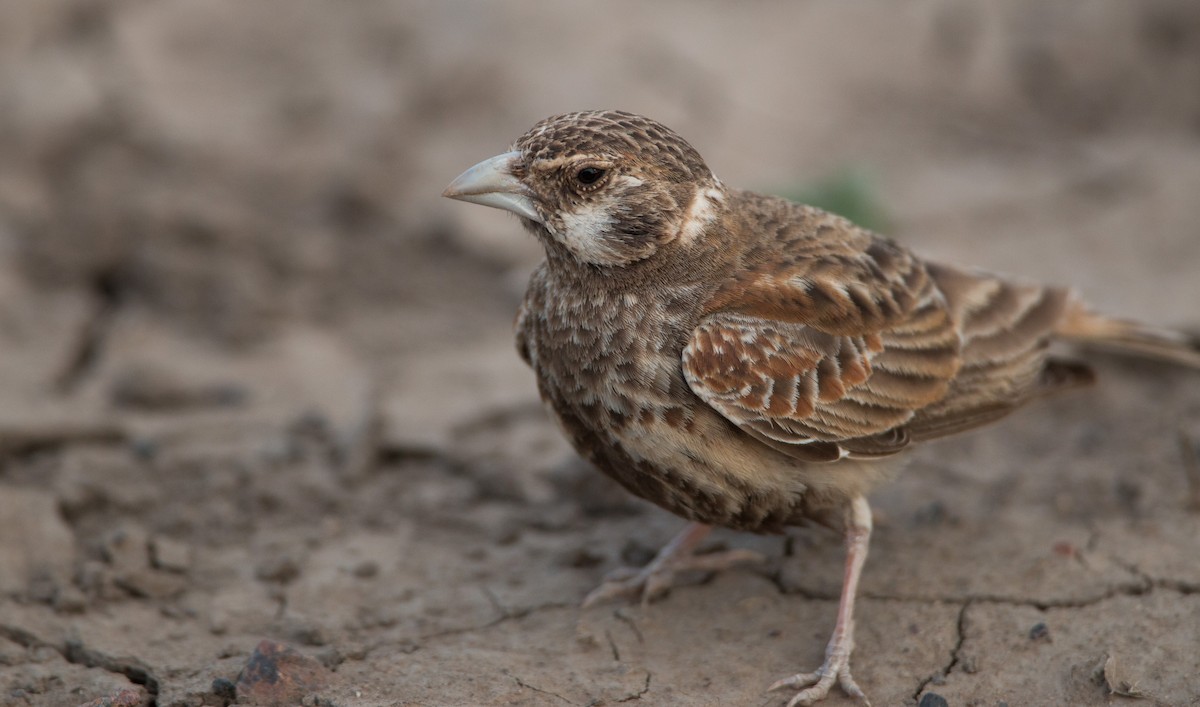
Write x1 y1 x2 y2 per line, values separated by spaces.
1029 621 1051 642
150 536 192 573
102 525 150 574
236 639 332 706
351 560 379 578
116 568 188 600
255 555 301 584
53 584 89 613
211 677 237 701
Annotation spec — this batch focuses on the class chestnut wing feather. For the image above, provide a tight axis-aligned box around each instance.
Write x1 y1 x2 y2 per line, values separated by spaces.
683 206 964 460
682 197 1089 461
683 308 958 460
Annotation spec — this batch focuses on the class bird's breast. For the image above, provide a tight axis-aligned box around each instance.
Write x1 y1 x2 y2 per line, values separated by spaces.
530 287 695 430
521 278 818 531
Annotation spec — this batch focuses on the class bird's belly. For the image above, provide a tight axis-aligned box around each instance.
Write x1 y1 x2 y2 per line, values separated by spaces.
526 296 893 530
536 356 817 531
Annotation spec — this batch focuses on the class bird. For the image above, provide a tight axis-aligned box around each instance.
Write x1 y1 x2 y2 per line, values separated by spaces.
442 110 1200 706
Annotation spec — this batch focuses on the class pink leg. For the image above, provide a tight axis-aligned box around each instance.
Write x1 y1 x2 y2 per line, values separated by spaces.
582 522 764 608
769 496 873 706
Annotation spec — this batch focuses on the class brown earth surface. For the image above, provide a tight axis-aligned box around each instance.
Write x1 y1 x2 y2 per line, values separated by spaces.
2 2 1200 706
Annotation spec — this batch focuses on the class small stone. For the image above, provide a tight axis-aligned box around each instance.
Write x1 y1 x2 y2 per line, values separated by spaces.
98 525 190 599
1029 621 1051 642
314 646 343 670
102 525 150 574
575 628 599 650
150 536 192 573
255 555 301 584
53 584 89 613
1051 541 1078 558
211 677 237 701
526 506 576 532
1114 478 1142 514
116 568 188 600
918 693 949 707
236 639 333 706
619 539 657 568
109 362 248 411
1100 653 1146 698
913 500 948 525
275 616 329 647
129 437 160 462
351 560 379 579
560 547 605 568
76 559 130 601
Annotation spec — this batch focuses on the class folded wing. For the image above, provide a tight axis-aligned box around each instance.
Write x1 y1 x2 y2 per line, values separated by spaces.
683 198 1089 462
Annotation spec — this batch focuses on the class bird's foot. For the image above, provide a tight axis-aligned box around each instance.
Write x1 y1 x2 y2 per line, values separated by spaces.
768 643 868 707
768 496 874 706
582 547 764 607
581 523 764 608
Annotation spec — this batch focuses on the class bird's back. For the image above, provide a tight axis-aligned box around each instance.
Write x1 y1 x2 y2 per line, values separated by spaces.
683 193 1077 455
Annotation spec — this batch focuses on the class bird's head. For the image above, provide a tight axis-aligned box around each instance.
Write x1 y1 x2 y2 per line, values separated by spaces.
443 111 725 268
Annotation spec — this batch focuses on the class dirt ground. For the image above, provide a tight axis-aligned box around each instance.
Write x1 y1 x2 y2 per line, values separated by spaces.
2 2 1200 706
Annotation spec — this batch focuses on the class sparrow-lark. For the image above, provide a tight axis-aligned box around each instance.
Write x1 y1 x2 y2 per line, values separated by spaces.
443 110 1199 706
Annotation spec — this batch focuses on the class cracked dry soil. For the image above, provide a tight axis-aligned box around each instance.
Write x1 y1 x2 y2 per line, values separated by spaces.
3 2 1200 706
2 247 1199 707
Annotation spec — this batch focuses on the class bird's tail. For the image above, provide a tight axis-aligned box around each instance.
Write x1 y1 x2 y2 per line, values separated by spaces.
1057 299 1200 369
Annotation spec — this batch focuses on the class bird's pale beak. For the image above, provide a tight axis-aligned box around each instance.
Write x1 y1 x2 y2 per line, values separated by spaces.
442 151 542 224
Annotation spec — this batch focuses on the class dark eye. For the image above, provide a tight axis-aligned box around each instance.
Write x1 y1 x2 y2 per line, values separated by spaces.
576 167 606 186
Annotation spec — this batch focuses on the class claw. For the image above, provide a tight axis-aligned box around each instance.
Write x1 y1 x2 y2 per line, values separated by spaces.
767 672 820 692
769 657 869 707
581 523 764 608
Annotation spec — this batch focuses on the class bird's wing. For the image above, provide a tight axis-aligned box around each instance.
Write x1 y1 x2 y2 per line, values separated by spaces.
905 262 1090 441
683 203 962 460
683 198 1086 461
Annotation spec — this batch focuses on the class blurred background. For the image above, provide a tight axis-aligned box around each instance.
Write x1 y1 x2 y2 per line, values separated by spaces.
4 1 1200 345
3 2 1200 705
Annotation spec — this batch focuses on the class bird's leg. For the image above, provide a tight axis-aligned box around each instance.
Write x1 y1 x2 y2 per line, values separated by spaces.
769 496 873 706
582 522 764 608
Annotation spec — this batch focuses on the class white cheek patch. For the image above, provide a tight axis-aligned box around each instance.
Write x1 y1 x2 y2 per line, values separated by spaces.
553 175 648 264
677 186 724 244
558 202 621 263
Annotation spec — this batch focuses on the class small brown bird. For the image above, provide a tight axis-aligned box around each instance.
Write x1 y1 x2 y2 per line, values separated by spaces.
443 110 1200 706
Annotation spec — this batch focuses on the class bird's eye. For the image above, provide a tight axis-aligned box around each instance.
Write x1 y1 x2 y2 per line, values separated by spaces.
576 167 606 186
